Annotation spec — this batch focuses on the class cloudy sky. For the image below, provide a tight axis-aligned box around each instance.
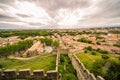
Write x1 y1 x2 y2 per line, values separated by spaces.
0 0 120 29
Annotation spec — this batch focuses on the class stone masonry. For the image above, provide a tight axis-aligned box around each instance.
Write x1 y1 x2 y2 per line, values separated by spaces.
70 54 105 80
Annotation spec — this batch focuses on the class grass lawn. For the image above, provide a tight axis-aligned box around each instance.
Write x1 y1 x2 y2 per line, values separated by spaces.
0 53 56 71
76 51 119 71
76 52 101 70
76 51 120 80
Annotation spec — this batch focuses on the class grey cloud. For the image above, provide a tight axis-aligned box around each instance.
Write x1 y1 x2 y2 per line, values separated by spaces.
86 0 120 19
23 0 91 10
0 22 24 29
38 0 91 10
0 14 13 19
0 13 20 22
16 14 32 18
0 0 15 8
0 0 15 4
38 0 91 17
0 0 120 29
102 0 120 18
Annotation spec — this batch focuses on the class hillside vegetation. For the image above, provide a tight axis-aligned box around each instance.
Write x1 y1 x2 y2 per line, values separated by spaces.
0 40 33 57
59 54 78 80
76 50 120 80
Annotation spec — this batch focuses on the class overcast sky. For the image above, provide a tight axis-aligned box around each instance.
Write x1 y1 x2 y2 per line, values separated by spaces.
0 0 120 29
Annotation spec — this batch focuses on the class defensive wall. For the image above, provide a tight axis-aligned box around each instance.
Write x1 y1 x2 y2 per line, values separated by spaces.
70 54 105 80
0 47 105 80
0 49 61 80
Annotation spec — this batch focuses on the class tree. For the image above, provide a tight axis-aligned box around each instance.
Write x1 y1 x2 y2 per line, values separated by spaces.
96 42 101 45
91 51 96 55
102 55 109 59
77 38 93 44
52 40 60 49
85 46 93 51
40 38 53 46
84 50 87 53
91 59 105 76
0 40 33 57
104 60 120 80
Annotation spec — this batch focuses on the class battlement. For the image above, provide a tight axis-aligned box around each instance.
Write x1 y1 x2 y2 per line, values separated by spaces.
0 69 58 80
0 49 60 80
70 54 105 80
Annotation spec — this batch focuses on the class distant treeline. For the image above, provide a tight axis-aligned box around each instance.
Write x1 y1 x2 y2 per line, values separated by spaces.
0 30 53 39
109 30 120 34
0 30 110 38
0 40 33 57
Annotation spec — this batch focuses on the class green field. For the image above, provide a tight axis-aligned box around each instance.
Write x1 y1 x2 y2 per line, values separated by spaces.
76 51 120 80
76 52 101 70
0 54 56 71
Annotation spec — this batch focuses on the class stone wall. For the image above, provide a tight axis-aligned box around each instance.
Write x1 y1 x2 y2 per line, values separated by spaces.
22 41 43 57
0 69 58 80
70 55 105 80
59 48 69 54
0 50 61 80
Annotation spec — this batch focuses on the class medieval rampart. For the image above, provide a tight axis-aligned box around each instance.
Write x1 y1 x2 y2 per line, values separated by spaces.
70 54 105 80
0 50 60 80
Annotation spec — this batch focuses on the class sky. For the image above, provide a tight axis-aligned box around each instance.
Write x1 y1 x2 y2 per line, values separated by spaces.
0 0 120 29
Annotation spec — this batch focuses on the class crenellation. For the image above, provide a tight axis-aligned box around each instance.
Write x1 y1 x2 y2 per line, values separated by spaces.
0 50 60 80
0 69 2 78
3 69 17 79
0 69 60 80
18 69 31 79
89 73 96 80
33 69 44 77
70 54 104 80
83 69 90 79
47 70 58 80
86 69 90 79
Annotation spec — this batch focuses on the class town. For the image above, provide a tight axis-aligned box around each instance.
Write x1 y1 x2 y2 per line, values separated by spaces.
0 27 119 80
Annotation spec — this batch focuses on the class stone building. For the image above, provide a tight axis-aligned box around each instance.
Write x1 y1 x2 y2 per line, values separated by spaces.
22 41 44 57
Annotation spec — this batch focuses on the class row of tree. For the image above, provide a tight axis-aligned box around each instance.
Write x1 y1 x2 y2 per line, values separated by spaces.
39 38 60 49
77 38 93 44
85 46 108 54
0 40 33 57
0 30 53 38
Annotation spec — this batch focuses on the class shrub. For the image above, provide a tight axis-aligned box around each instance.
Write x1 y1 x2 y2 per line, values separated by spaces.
52 40 60 49
119 56 120 60
18 35 28 39
85 46 93 51
40 38 53 46
68 32 77 36
92 51 96 55
96 36 104 39
104 60 120 80
84 50 87 53
102 55 109 59
91 59 105 76
102 50 108 54
96 48 108 54
113 44 120 47
96 42 101 45
0 64 2 68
